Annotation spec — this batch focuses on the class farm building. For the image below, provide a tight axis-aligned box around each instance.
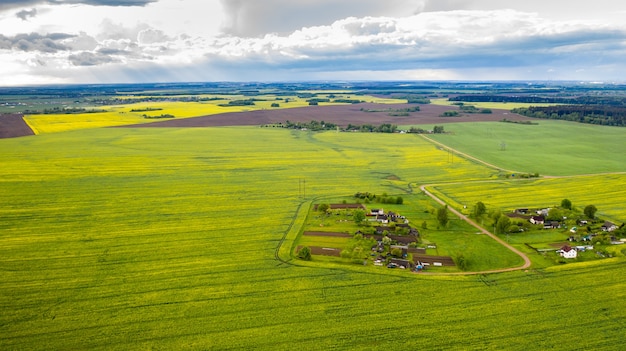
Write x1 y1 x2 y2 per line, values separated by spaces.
530 215 545 225
369 208 384 216
601 221 618 232
543 221 561 229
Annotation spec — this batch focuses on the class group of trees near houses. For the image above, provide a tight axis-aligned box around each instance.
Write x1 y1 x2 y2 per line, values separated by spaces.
354 192 403 204
267 121 445 134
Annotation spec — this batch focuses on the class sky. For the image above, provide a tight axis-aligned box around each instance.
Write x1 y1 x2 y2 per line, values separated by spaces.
1 0 626 85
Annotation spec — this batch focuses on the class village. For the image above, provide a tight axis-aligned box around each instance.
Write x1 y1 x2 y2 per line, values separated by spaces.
296 198 625 272
507 207 624 260
297 202 456 272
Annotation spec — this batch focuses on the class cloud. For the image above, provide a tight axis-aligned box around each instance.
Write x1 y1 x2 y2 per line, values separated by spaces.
219 0 426 37
16 8 37 20
68 51 117 66
4 7 626 84
0 32 74 52
137 28 171 45
201 10 626 79
0 0 157 11
53 0 157 5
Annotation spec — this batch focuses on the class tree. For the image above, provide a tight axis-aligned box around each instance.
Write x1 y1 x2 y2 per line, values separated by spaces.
297 246 311 261
584 205 597 219
547 208 563 221
561 198 572 210
495 214 511 234
474 201 486 218
437 205 449 228
455 253 468 271
396 196 403 204
489 209 502 225
421 221 428 230
317 203 329 213
391 247 403 258
381 236 392 246
353 209 366 225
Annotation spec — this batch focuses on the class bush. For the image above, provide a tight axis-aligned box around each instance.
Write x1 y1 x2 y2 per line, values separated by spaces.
297 247 311 261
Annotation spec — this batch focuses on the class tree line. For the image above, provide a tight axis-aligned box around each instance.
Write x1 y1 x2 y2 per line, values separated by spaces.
511 105 626 126
449 95 626 105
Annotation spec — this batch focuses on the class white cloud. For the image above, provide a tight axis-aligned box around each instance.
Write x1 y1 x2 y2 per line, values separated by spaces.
2 3 626 85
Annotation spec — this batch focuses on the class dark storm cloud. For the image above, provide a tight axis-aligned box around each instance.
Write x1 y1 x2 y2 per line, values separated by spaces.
0 32 74 52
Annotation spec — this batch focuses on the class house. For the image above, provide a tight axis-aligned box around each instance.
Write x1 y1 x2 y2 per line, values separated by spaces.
376 214 389 224
389 258 412 269
370 208 384 216
557 245 577 259
570 226 577 233
515 208 529 214
577 219 588 225
601 221 618 232
544 221 560 229
536 208 550 216
530 215 545 225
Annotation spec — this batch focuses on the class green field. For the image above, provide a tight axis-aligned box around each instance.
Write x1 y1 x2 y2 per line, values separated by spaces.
426 121 626 176
430 98 562 110
1 124 626 349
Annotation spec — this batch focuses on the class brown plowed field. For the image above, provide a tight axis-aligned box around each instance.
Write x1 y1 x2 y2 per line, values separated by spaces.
303 231 351 238
124 103 533 128
0 114 34 138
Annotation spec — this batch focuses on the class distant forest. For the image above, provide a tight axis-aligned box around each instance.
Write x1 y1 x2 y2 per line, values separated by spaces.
449 94 626 105
450 95 626 126
512 105 626 126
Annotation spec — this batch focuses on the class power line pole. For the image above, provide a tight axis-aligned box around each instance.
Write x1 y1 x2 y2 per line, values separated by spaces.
298 178 306 199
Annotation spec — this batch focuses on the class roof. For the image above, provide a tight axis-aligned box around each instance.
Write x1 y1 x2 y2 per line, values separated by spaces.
560 245 573 252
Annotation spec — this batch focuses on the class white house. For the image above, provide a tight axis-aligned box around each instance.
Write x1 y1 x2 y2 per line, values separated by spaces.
557 245 577 259
530 215 545 225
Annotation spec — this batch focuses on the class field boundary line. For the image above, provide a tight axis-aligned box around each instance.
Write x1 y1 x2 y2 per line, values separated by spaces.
275 196 321 264
418 133 520 174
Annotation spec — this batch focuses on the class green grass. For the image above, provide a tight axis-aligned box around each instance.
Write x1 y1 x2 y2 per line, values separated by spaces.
1 126 625 349
427 121 626 176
